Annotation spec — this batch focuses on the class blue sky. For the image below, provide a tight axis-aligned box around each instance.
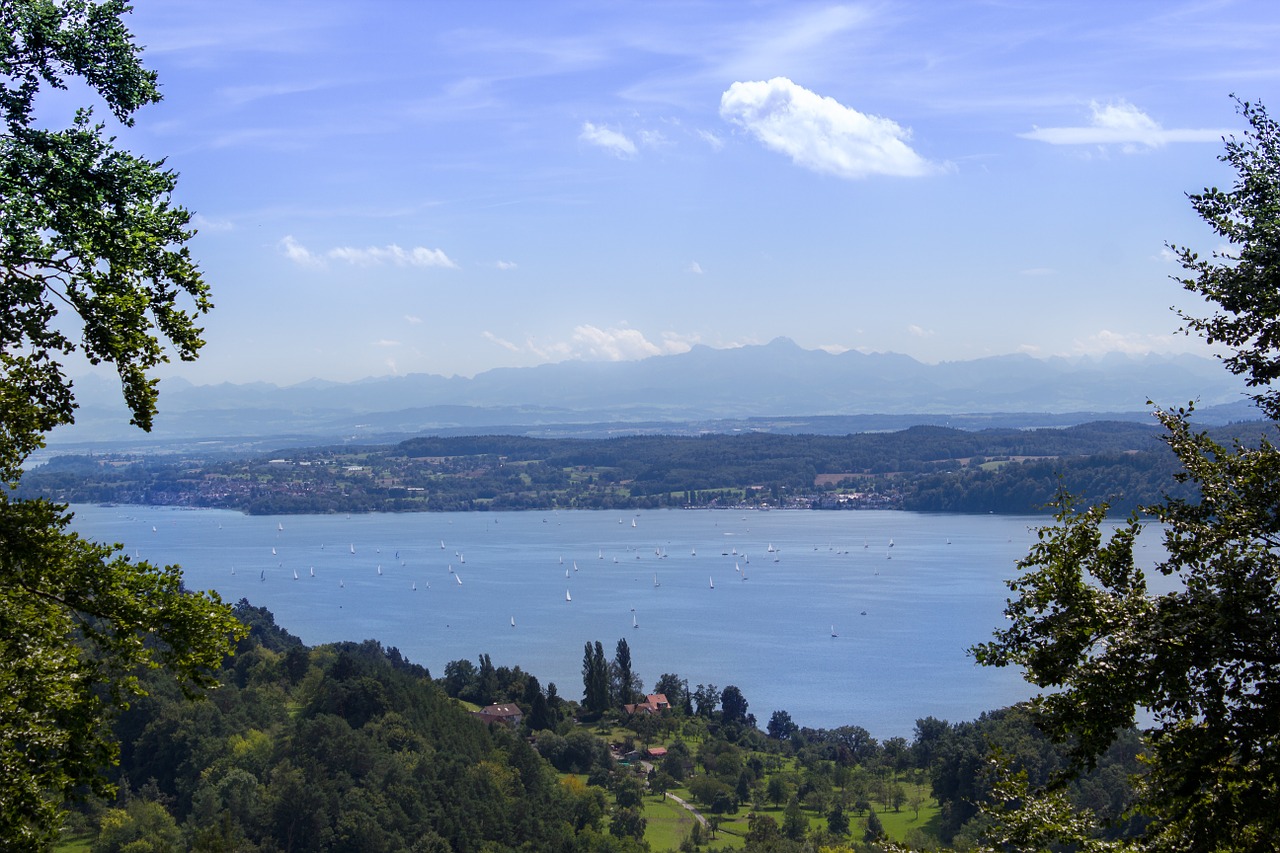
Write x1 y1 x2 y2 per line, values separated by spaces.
63 0 1280 384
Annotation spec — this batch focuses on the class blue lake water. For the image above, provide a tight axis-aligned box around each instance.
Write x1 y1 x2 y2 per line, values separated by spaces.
69 505 1071 739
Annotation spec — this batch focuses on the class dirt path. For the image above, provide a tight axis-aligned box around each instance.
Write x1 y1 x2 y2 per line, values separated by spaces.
663 792 708 827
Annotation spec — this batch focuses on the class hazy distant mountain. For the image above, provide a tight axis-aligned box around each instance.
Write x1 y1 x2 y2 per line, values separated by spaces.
53 340 1252 447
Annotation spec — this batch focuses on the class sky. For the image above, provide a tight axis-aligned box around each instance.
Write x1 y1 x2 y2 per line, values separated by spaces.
48 0 1280 385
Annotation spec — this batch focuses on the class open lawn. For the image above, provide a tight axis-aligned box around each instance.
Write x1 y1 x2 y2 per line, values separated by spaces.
878 799 942 843
642 793 703 851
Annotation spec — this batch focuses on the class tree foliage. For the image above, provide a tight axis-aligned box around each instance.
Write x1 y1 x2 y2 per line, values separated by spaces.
0 2 239 847
974 97 1280 853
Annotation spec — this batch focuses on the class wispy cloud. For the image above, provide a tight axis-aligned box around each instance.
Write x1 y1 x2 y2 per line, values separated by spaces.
495 260 518 270
688 261 704 274
697 129 725 151
484 325 695 363
483 331 521 352
191 213 235 233
405 315 423 324
907 324 934 338
1021 100 1229 149
580 121 638 157
1070 329 1188 355
279 235 324 268
720 77 940 179
327 245 457 268
280 236 457 269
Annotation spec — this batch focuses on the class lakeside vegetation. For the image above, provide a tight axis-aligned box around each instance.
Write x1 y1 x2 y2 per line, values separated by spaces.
24 420 1272 517
58 601 1143 852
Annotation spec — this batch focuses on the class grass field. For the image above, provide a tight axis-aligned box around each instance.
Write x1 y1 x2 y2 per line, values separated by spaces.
642 793 702 850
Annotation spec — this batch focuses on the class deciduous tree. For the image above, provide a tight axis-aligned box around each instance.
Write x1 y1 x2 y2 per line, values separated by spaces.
974 97 1280 853
0 3 241 847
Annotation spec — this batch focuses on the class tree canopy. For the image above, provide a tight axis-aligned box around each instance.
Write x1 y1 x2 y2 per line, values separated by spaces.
0 2 239 847
973 97 1280 853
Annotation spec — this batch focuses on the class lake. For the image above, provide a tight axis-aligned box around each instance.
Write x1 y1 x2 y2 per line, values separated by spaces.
69 504 1071 739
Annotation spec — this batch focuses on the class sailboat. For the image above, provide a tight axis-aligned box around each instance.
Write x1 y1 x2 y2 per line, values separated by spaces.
350 543 355 555
271 546 276 556
653 574 660 587
691 547 696 556
565 589 572 602
831 625 838 637
455 574 462 585
412 581 417 591
377 565 382 575
632 611 638 629
511 616 516 628
277 523 284 532
573 561 579 572
631 518 637 528
230 566 235 575
565 568 570 579
293 569 298 580
440 540 446 550
709 577 715 589
259 569 265 582
598 549 603 560
310 566 315 577
340 579 344 588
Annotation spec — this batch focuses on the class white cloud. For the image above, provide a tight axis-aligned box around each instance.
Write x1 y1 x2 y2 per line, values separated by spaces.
191 213 234 233
688 261 704 274
483 331 521 353
816 344 850 354
486 325 695 363
279 236 457 269
327 244 457 268
405 315 423 324
580 121 637 157
1021 101 1229 149
907 324 934 337
495 260 518 270
697 129 725 151
1070 329 1185 355
719 77 938 179
374 339 400 348
279 235 323 268
638 129 669 148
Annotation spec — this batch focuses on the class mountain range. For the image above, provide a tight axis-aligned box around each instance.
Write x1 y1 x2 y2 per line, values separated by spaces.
49 339 1255 450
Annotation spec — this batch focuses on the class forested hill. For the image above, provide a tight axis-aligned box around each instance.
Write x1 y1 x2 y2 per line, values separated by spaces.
21 420 1276 516
78 600 1145 851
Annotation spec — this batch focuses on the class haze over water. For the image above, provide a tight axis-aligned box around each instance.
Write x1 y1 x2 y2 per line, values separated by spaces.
72 505 1061 739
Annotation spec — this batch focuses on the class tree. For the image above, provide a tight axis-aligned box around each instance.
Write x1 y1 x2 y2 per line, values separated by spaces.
612 637 636 706
827 802 850 836
1 0 210 480
974 97 1280 853
864 808 885 843
1 3 241 847
720 684 750 727
767 709 799 741
692 683 719 718
582 641 610 714
782 798 807 841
